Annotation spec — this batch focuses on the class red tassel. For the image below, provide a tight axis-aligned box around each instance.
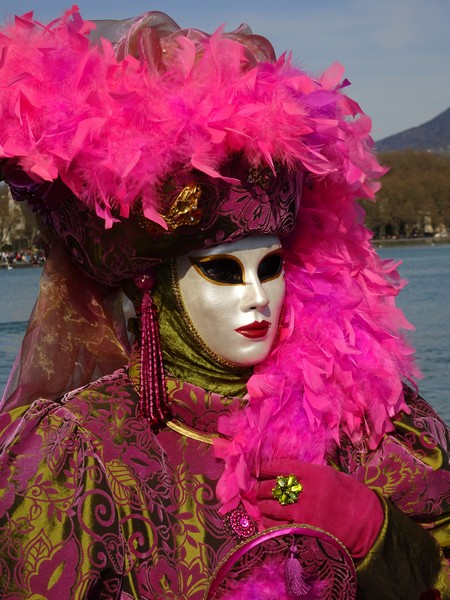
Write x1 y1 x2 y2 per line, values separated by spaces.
135 271 171 426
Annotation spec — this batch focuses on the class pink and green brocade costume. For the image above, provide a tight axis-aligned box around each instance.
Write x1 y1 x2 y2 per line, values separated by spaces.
1 359 450 598
0 8 450 599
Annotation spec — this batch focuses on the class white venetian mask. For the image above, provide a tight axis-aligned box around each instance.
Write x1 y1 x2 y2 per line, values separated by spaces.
176 235 285 367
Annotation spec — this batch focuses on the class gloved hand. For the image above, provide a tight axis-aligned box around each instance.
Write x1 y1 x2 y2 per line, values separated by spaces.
254 460 384 559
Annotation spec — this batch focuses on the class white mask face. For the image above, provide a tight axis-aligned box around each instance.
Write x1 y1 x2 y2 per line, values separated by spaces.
176 235 285 367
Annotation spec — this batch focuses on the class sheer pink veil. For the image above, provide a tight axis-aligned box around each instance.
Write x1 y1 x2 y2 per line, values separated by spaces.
0 243 131 413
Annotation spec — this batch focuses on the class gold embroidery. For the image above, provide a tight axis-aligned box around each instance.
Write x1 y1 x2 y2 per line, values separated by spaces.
165 183 202 230
132 183 202 233
247 162 281 189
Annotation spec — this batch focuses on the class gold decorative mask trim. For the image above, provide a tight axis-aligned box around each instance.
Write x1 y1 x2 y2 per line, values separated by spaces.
169 260 238 369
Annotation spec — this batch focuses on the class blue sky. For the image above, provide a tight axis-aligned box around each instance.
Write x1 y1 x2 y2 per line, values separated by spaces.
1 0 449 141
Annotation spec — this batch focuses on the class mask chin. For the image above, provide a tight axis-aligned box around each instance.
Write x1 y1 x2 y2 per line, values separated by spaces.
176 235 285 367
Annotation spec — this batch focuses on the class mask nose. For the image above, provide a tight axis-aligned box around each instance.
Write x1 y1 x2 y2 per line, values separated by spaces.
240 275 270 312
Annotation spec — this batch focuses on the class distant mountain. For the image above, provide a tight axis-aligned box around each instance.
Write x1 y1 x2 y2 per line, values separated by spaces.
375 107 450 153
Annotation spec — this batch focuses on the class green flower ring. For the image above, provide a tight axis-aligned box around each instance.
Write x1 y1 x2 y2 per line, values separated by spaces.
272 474 303 506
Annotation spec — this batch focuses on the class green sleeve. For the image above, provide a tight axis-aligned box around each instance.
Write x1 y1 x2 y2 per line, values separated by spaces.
356 495 450 599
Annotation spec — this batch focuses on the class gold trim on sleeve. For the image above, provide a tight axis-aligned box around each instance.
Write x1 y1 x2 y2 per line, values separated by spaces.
166 419 217 445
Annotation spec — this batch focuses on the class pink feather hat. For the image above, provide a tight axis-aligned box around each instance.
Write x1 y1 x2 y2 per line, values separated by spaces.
1 7 378 262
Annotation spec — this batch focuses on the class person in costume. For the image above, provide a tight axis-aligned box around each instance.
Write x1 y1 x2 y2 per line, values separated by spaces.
0 8 449 599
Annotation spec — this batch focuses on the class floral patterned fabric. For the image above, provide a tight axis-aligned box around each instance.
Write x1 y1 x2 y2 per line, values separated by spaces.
0 368 237 599
341 389 450 523
0 371 449 599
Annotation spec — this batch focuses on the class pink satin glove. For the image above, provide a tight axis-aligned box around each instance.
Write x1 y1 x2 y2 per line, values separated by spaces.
255 460 384 559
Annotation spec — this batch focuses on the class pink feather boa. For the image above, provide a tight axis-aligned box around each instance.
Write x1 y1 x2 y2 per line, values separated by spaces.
214 183 418 518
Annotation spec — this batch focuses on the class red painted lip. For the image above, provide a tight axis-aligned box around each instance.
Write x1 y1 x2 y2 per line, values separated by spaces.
235 320 271 339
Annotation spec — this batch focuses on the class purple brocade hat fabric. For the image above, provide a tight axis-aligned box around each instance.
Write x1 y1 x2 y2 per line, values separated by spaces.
3 155 301 287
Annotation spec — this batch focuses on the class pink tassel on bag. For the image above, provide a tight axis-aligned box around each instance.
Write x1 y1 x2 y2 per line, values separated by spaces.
284 545 312 598
134 270 171 426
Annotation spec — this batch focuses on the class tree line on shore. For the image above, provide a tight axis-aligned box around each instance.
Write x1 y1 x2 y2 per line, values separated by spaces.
360 150 450 239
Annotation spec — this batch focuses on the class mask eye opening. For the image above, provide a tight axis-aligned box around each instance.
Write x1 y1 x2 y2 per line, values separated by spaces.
258 251 284 283
190 256 244 285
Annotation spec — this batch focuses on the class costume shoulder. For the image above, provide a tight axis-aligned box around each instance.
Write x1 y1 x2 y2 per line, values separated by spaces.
0 384 125 599
341 387 450 598
347 387 450 526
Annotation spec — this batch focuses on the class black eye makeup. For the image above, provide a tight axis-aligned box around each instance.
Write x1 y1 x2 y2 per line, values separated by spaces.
190 250 284 285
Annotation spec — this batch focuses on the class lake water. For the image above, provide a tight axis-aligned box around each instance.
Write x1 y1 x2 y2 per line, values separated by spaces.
1 245 449 421
377 243 450 421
